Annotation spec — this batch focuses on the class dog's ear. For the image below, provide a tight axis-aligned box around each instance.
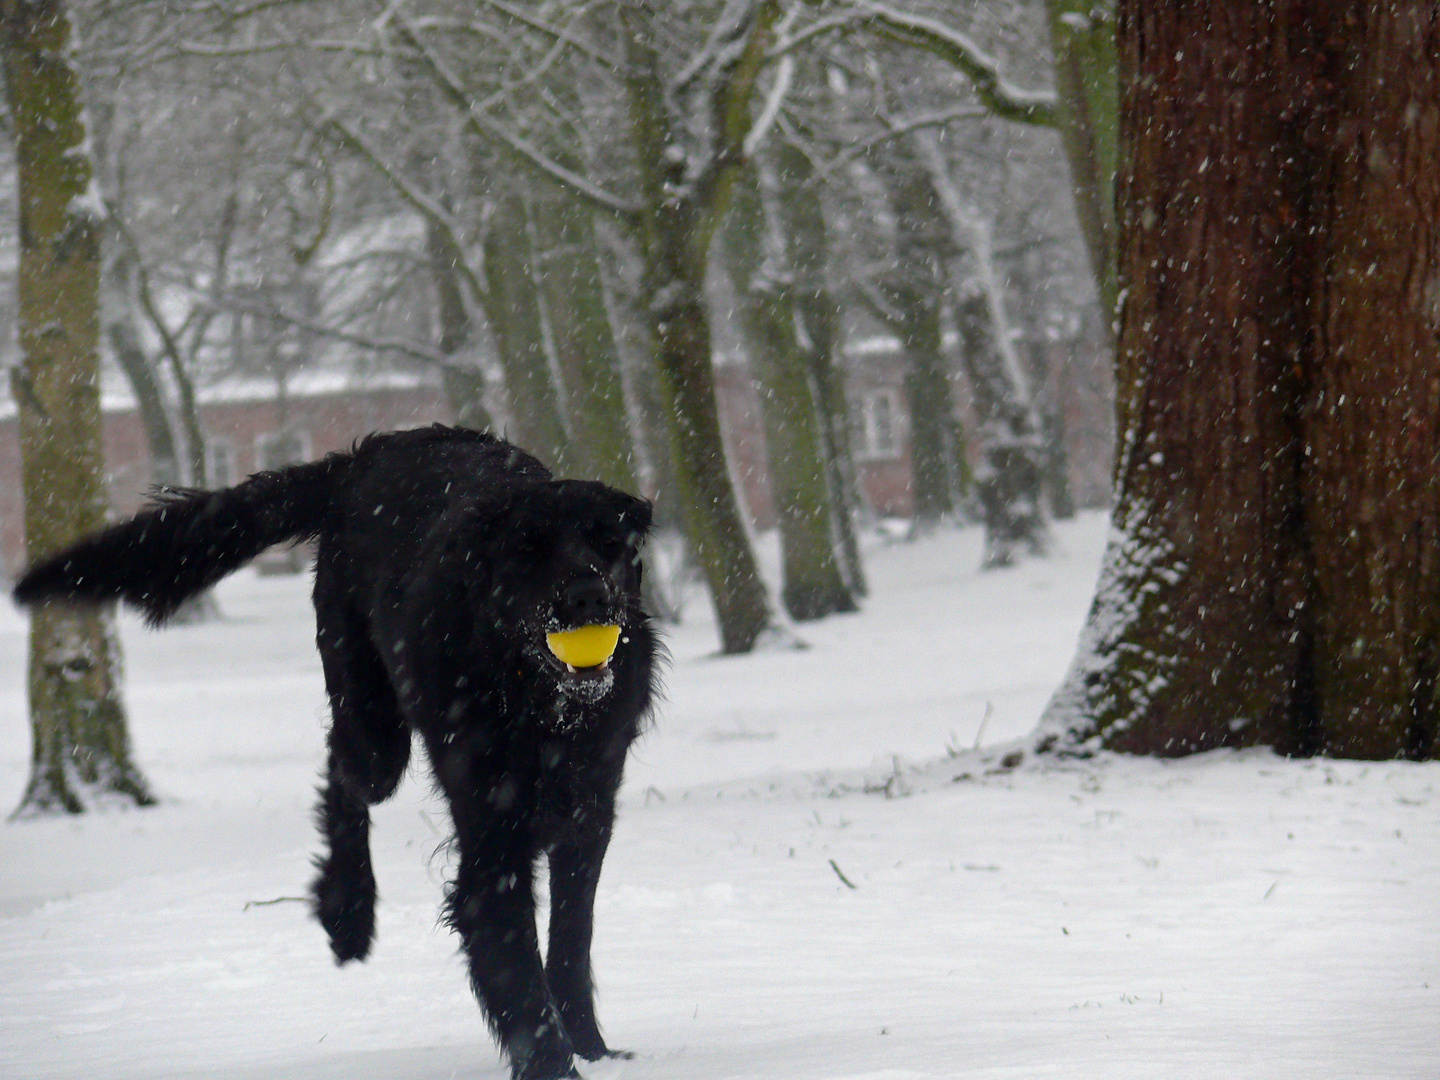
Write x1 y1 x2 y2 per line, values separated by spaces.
615 493 653 544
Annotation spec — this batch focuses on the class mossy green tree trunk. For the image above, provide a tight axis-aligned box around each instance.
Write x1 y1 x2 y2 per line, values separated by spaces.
425 217 492 432
889 173 962 532
723 165 856 622
772 143 867 598
1043 0 1118 327
619 0 781 653
3 0 153 816
1041 2 1440 761
479 192 571 471
532 195 641 494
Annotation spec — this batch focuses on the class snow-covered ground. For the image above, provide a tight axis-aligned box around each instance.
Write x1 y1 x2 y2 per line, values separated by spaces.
1 511 1435 1079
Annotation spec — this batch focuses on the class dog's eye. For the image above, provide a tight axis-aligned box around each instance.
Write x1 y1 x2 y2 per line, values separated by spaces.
587 530 630 564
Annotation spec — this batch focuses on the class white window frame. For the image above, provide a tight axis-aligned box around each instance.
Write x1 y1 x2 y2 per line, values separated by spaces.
857 389 903 460
204 438 236 489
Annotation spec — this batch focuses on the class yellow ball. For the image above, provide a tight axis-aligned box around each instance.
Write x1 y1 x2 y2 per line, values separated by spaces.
545 624 622 669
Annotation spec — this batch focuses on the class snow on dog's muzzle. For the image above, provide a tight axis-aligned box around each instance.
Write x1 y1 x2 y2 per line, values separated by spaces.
546 624 621 672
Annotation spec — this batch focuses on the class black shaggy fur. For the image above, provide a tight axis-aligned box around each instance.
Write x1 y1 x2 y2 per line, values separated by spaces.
13 425 660 1080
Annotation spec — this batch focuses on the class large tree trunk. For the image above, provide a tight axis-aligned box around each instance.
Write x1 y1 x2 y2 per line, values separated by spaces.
723 165 857 622
619 2 777 654
889 173 962 532
532 196 641 494
1304 6 1440 758
952 290 1050 569
3 0 154 816
478 192 571 471
425 217 493 431
1043 0 1118 329
1041 3 1440 761
773 143 867 598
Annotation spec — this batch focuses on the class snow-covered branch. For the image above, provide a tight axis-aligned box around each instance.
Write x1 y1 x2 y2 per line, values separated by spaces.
779 1 1058 128
820 105 989 176
388 11 643 221
858 3 1057 127
199 296 453 368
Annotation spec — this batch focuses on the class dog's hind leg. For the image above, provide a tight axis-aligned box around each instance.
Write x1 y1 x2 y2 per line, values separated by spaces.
310 607 411 965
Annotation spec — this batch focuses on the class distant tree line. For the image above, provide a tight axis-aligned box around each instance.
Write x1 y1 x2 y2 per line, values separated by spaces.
3 0 1110 814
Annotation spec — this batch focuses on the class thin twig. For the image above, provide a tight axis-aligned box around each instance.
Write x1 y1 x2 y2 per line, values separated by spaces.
243 896 307 911
829 859 859 889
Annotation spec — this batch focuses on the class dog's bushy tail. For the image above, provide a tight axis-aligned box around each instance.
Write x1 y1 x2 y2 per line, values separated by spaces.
13 454 347 624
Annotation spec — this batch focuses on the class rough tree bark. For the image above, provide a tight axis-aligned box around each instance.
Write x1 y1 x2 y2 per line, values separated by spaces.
3 0 154 815
772 142 867 598
889 171 962 532
1040 2 1440 761
618 0 781 653
479 191 572 471
425 216 493 431
532 195 641 494
723 163 856 621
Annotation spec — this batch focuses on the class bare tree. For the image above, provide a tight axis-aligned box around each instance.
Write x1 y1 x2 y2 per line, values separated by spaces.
3 0 153 815
722 156 857 620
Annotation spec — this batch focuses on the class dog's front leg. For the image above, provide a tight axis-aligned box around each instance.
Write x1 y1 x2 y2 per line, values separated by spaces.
447 819 578 1080
546 817 626 1062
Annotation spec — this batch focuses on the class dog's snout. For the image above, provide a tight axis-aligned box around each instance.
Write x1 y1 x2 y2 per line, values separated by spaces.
560 578 611 625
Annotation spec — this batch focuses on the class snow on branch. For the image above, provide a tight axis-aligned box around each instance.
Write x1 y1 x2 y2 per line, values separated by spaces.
673 0 770 96
699 0 784 192
388 11 643 221
199 296 453 368
468 0 618 71
821 105 990 176
784 2 1058 128
321 115 488 302
743 5 800 158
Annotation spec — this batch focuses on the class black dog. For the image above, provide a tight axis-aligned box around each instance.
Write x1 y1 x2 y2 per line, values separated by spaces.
13 425 659 1080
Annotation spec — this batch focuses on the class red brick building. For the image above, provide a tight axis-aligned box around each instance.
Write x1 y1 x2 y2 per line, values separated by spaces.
0 340 1109 577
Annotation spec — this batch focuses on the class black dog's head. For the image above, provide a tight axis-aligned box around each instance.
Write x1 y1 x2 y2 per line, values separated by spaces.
475 480 652 699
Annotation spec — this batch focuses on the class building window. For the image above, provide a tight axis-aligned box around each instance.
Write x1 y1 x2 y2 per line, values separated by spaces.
256 429 310 472
859 390 902 459
205 439 235 489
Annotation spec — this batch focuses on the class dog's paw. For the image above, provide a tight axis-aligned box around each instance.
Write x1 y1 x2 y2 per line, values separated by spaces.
311 865 375 964
512 1057 582 1080
574 1043 635 1063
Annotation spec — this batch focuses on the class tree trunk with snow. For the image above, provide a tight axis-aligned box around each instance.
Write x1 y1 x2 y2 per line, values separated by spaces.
532 196 641 494
773 143 867 598
889 172 962 532
1041 2 1440 761
910 135 1050 563
425 217 493 432
478 192 572 472
618 0 780 653
3 0 154 816
953 290 1050 569
102 239 181 488
1043 0 1118 329
723 165 857 622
